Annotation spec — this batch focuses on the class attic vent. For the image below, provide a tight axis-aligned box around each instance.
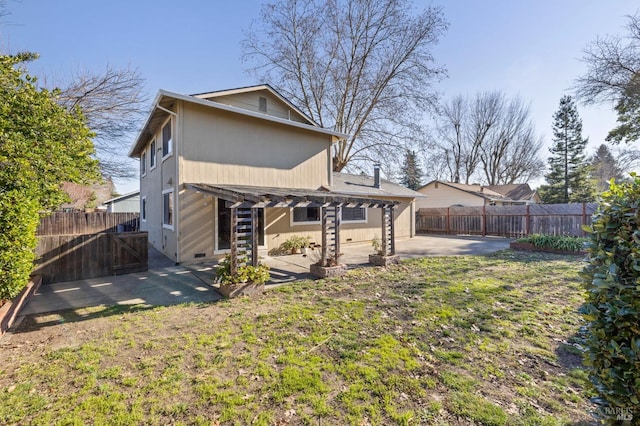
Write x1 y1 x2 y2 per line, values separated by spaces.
259 97 267 112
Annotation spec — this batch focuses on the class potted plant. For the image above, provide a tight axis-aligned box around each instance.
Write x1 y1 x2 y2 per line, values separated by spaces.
368 234 400 266
215 254 270 298
282 235 312 254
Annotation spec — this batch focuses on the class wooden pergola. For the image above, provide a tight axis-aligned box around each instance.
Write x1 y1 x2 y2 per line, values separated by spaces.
186 183 398 274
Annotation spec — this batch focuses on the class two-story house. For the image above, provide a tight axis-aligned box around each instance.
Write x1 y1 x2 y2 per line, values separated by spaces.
128 85 420 264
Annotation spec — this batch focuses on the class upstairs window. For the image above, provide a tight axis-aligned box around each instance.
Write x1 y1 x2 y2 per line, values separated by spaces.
150 139 156 169
292 207 320 225
141 151 147 176
162 120 172 158
341 207 367 223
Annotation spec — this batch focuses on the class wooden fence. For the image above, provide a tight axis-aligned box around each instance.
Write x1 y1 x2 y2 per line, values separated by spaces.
416 203 598 237
37 212 140 236
34 232 148 284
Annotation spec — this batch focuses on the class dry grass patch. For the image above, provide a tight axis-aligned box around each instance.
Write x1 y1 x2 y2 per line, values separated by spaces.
0 250 595 425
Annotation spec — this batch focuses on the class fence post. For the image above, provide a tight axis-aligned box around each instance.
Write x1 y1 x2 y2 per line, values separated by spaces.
482 205 486 237
446 207 450 235
526 204 530 236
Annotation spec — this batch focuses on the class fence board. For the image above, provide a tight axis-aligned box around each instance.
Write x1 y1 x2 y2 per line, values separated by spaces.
416 203 597 237
34 232 148 284
37 212 140 236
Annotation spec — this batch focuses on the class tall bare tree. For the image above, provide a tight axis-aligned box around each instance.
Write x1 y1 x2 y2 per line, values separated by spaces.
431 91 544 185
574 12 640 144
55 65 148 179
242 0 447 172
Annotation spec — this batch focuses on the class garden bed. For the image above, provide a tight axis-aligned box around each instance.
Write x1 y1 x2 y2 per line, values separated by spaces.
510 241 586 255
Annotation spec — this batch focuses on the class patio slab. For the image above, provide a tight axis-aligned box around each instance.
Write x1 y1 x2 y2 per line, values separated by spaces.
18 235 510 317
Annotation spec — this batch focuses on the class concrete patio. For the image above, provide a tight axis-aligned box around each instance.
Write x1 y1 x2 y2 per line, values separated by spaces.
19 235 510 316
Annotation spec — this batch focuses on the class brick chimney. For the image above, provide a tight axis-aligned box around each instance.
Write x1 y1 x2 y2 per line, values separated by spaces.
374 164 381 189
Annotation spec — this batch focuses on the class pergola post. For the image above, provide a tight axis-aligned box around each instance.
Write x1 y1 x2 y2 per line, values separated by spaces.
381 207 388 256
230 207 238 275
335 205 341 262
321 206 328 266
389 205 395 256
251 207 259 267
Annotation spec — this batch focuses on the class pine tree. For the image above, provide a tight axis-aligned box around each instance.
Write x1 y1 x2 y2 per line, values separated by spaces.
540 95 595 203
400 150 423 190
590 144 625 192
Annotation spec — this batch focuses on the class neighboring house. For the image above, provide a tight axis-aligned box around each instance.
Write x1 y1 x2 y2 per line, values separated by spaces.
104 191 140 213
416 180 540 209
128 84 420 263
59 180 115 212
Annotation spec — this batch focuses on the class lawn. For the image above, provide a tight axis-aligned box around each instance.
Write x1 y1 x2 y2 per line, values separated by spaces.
0 250 595 425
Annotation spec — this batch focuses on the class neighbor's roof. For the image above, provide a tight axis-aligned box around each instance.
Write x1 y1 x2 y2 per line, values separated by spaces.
486 184 537 201
326 172 424 199
128 89 347 157
104 190 140 205
419 180 536 203
191 84 318 127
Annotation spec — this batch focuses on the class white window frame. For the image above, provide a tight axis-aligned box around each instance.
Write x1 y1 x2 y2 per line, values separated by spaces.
141 196 147 222
290 206 321 226
161 118 173 161
149 139 157 170
162 189 174 230
141 151 147 177
341 207 367 224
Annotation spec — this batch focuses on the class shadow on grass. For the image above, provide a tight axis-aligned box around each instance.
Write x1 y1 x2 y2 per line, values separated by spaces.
13 301 217 335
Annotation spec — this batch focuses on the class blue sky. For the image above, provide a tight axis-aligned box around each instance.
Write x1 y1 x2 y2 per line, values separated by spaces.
1 0 637 193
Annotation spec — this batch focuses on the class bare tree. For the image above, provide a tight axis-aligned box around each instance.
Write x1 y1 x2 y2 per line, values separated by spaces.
242 0 447 172
433 91 544 185
55 65 148 179
574 12 640 144
480 96 545 184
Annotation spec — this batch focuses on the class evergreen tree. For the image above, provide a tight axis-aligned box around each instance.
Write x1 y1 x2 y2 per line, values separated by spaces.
590 144 625 192
540 95 595 203
400 150 423 190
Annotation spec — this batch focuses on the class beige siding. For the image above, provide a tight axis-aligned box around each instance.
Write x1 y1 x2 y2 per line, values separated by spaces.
416 182 484 208
178 189 215 261
210 91 309 124
139 112 179 261
264 199 413 251
179 102 331 189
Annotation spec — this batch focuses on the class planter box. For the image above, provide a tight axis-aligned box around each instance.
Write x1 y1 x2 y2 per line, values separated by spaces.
510 242 586 255
310 263 347 278
218 282 265 298
1 275 42 337
369 254 400 266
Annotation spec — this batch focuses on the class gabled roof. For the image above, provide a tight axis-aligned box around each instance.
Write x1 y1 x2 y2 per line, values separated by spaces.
104 190 140 205
419 180 538 203
128 88 347 158
485 184 538 201
191 84 318 126
327 172 424 199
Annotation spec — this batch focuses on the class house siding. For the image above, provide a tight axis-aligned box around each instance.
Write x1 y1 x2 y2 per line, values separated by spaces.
209 91 309 124
416 182 485 208
178 102 331 189
140 111 179 261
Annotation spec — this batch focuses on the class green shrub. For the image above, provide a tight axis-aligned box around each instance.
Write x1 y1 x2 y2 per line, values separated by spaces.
215 254 270 285
515 234 587 252
0 191 39 300
281 235 312 253
579 176 640 419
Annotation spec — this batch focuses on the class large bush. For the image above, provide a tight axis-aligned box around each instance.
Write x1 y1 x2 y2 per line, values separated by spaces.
580 176 640 420
0 53 100 299
0 192 39 300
